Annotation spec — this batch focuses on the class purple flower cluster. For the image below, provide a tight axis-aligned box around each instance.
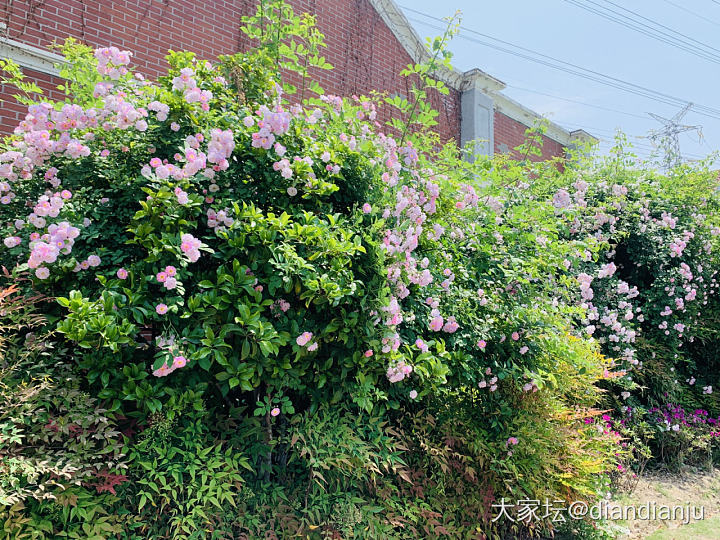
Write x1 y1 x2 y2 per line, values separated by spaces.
649 403 720 435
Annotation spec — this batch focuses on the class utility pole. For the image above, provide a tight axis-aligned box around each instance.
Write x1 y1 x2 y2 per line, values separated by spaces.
647 103 702 169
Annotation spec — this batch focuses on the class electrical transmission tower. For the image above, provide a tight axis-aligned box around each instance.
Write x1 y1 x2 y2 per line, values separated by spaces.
647 103 702 169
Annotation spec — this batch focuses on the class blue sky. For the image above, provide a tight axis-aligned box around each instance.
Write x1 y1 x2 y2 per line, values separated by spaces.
398 1 720 161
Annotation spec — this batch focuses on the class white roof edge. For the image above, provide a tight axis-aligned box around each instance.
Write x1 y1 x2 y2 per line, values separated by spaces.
368 0 468 87
492 92 595 146
369 0 590 146
568 129 599 145
0 37 66 76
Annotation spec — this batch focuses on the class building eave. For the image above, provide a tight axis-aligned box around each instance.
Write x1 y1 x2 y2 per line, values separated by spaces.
369 0 590 146
0 30 65 76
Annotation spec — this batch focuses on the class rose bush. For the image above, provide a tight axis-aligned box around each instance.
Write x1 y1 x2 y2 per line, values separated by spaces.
553 141 720 472
1 2 717 538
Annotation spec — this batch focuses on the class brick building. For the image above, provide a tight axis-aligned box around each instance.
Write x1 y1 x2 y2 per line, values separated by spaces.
0 0 594 158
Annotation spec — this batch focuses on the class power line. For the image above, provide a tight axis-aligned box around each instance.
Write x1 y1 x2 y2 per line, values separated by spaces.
562 121 704 149
466 77 704 156
560 0 720 65
407 14 720 119
404 16 683 110
589 137 707 161
590 137 706 161
531 117 708 160
659 0 720 28
401 7 720 121
506 85 648 119
401 5 720 160
561 124 649 143
598 0 720 56
568 0 720 61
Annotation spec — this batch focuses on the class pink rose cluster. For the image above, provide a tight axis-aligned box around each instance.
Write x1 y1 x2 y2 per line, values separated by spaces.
381 334 401 354
251 105 291 150
506 436 520 455
72 254 102 273
32 190 71 221
94 47 132 79
141 131 231 182
185 86 213 111
578 273 594 301
552 188 572 209
180 233 202 262
377 142 441 306
172 67 213 111
101 94 147 131
174 186 189 205
144 157 184 181
152 334 188 377
660 211 677 229
669 231 694 258
296 331 318 351
427 312 458 333
172 67 195 92
153 355 187 377
156 265 178 290
272 158 293 179
3 104 97 195
271 298 290 317
3 236 21 248
442 316 459 333
386 360 413 383
456 183 479 210
206 208 234 230
46 220 80 247
148 101 170 121
67 138 93 159
27 221 81 278
382 296 403 327
478 367 498 392
0 180 16 205
206 129 235 170
53 104 92 132
180 138 207 176
597 262 617 279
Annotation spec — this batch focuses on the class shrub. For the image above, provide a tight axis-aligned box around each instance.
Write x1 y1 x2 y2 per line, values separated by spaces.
3 1 716 537
125 405 250 539
0 278 127 538
552 141 720 471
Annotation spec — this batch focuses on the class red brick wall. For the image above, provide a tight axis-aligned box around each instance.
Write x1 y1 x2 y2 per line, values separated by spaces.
0 0 245 80
0 0 460 143
0 69 63 133
494 111 566 162
0 0 563 158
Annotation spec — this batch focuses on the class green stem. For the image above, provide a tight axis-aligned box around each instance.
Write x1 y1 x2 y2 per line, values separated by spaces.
398 15 458 148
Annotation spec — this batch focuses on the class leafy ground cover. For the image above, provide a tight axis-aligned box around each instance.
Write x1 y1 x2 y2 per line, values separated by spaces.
0 2 719 538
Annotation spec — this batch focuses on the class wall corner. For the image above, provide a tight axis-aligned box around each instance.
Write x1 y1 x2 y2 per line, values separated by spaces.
460 70 495 161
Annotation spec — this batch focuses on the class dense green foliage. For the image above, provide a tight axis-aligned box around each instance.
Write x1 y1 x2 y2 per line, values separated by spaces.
1 3 719 538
